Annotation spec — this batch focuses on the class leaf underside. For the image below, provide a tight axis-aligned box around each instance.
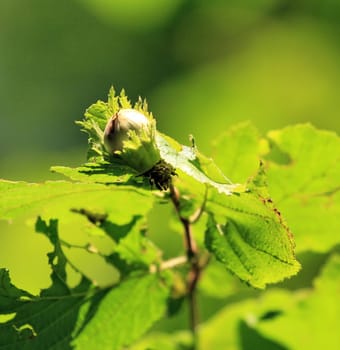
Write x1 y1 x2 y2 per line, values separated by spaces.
0 218 170 350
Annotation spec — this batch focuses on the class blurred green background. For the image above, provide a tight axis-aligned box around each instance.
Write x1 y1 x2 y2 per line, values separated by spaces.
1 0 340 180
0 0 339 346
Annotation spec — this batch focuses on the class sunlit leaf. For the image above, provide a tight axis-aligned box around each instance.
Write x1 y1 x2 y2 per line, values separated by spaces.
200 253 340 350
255 253 340 349
266 124 340 252
0 180 154 226
0 218 171 350
156 133 245 195
0 218 97 349
211 122 265 183
205 186 300 289
51 162 134 184
129 331 192 350
73 273 171 350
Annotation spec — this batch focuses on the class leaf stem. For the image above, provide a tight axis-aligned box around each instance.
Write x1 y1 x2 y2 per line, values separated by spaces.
170 184 201 348
189 185 208 224
60 240 105 257
149 256 188 273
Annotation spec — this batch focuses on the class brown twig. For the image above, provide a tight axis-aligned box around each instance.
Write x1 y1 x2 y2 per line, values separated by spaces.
170 184 201 348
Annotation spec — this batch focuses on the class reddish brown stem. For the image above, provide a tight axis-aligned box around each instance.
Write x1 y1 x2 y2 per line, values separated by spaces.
170 185 201 347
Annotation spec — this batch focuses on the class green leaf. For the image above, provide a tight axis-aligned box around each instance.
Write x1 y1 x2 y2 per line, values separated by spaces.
0 269 97 349
76 100 109 160
0 179 157 280
199 256 340 349
156 133 245 195
0 218 98 349
254 253 340 350
198 258 245 299
205 187 300 289
265 124 340 252
101 216 162 275
0 180 154 225
0 269 33 313
51 162 134 184
199 296 263 350
211 122 265 183
73 273 171 350
35 217 69 294
129 331 192 350
113 224 161 270
76 88 129 161
0 218 171 350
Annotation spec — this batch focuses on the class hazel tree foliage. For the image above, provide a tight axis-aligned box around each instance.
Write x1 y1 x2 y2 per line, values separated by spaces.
1 87 339 349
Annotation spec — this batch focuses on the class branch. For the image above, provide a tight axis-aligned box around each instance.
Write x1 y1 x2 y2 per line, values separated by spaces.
170 185 197 258
170 184 201 348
